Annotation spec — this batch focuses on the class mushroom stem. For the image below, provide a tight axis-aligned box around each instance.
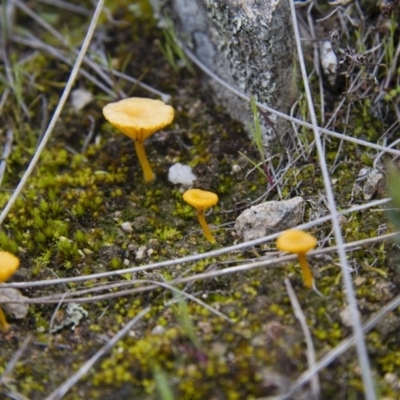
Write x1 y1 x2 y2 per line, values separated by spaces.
134 140 155 182
298 252 313 288
0 307 9 333
196 210 216 243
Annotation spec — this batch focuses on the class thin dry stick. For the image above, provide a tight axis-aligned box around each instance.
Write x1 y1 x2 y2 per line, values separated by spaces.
11 35 116 97
306 2 325 126
14 0 170 102
0 335 32 385
182 46 400 157
0 88 10 114
145 280 233 322
0 256 296 305
285 279 320 400
375 40 400 104
0 0 105 226
37 0 92 16
289 1 375 398
104 68 171 103
1 197 393 291
274 291 400 400
0 1 30 118
374 137 400 169
3 230 397 306
81 115 96 153
44 306 152 400
0 388 28 400
48 291 71 337
0 129 13 187
45 283 231 399
38 279 233 322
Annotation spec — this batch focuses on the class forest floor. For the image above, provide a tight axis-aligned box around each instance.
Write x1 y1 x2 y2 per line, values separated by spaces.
0 1 400 399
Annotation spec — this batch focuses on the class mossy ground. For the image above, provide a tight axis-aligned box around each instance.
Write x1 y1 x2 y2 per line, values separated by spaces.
0 1 400 399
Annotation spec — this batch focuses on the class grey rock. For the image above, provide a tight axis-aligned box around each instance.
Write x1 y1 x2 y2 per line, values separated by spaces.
354 167 385 200
363 169 385 200
235 196 305 241
150 0 295 153
1 288 29 319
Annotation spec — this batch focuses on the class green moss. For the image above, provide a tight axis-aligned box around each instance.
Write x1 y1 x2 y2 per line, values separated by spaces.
0 1 398 399
0 231 19 254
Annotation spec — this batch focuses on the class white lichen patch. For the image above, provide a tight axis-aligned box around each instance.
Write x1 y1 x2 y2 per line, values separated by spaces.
51 303 89 333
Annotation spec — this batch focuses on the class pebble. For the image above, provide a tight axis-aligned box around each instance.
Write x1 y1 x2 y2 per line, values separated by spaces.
235 196 304 242
135 245 147 260
120 221 133 233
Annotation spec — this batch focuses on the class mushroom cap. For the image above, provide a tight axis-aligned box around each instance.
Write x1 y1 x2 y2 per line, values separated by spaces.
0 251 20 282
183 189 218 210
103 97 174 142
276 230 317 254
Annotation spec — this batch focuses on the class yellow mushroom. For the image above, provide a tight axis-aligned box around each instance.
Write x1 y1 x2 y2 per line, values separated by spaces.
103 97 174 182
276 230 317 288
183 189 219 243
0 251 20 332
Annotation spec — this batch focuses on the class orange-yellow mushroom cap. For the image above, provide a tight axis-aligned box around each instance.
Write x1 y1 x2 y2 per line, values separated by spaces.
276 230 317 254
183 189 219 243
276 230 317 288
183 189 219 211
102 97 174 142
0 251 20 283
0 251 20 333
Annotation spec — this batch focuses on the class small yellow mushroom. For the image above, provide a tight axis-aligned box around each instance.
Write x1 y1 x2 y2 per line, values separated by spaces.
0 251 20 332
103 97 174 182
276 230 317 288
183 189 219 243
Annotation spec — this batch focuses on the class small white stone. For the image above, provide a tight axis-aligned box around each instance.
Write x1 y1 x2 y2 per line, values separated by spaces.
136 245 147 260
384 372 397 386
339 305 353 327
354 276 366 286
71 88 93 111
151 325 166 335
168 163 197 187
120 222 133 233
232 164 241 173
320 41 337 76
